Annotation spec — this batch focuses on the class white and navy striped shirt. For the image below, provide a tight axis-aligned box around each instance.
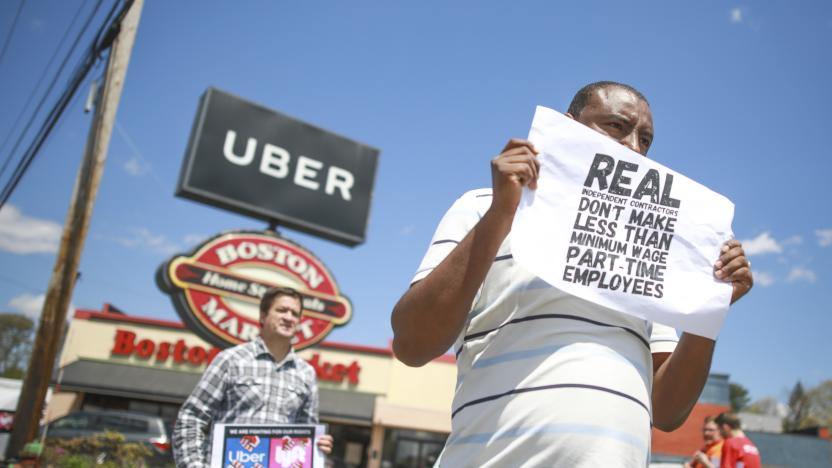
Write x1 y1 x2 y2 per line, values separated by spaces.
413 189 678 467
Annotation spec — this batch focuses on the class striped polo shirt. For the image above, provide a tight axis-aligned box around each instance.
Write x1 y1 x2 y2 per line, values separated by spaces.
412 189 678 467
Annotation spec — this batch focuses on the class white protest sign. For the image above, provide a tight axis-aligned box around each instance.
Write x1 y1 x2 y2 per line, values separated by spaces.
512 106 734 339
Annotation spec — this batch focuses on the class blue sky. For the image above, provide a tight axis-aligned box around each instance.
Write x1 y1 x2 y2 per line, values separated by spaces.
0 1 830 405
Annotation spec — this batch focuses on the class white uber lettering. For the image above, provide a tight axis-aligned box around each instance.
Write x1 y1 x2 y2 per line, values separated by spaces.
326 166 354 201
220 132 356 202
294 156 322 191
260 143 290 178
223 130 257 166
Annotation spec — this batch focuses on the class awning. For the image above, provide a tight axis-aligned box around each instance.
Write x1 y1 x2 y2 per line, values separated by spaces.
319 388 375 425
55 360 377 425
54 360 201 404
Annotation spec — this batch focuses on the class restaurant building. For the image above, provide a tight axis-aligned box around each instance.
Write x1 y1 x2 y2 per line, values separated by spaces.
48 304 454 468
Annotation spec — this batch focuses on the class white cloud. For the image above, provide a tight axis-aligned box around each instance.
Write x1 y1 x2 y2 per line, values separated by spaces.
754 271 775 287
123 157 148 176
183 234 207 245
399 225 415 236
0 204 62 254
7 293 75 321
116 228 182 255
816 229 832 247
741 232 782 256
787 267 816 284
782 235 802 246
730 7 743 23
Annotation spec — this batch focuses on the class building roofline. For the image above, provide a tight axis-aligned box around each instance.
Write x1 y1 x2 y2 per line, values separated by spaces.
73 308 455 363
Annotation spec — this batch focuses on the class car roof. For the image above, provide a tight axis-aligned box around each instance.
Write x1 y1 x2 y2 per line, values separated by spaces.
66 409 161 420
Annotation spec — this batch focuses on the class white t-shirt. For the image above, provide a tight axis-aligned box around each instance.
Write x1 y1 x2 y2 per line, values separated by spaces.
412 189 678 467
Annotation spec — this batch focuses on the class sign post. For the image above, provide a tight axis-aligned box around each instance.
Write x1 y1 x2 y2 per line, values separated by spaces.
5 1 143 459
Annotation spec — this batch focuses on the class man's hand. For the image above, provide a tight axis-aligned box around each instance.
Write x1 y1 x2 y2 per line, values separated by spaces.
316 434 333 455
391 139 539 366
714 239 753 304
490 139 539 217
692 450 715 468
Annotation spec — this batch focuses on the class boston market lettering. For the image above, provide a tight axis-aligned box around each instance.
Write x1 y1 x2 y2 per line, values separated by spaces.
109 328 361 384
157 231 352 350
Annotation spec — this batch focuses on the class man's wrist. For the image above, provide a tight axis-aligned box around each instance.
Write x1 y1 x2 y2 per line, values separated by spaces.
482 205 515 237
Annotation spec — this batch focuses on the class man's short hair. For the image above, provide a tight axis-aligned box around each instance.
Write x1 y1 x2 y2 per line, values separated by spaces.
259 286 304 317
715 412 742 430
567 81 649 118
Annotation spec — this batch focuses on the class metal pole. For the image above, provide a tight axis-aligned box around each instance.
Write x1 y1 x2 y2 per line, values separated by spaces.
5 0 143 459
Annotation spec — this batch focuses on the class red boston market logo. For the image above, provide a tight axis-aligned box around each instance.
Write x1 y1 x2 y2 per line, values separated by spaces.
157 231 352 350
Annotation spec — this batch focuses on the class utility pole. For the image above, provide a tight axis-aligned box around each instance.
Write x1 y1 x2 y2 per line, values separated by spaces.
5 0 143 459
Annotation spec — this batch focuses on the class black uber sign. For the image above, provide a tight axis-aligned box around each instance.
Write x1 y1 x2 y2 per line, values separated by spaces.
177 88 379 246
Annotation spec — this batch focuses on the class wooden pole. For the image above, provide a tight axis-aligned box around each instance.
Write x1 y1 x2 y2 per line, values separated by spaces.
5 0 143 459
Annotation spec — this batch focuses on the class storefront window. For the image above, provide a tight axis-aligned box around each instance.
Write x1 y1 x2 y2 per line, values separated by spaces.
381 428 446 468
81 394 181 431
323 422 371 468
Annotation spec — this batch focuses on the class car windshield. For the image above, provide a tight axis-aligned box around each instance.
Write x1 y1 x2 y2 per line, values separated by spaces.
51 414 92 430
96 414 149 434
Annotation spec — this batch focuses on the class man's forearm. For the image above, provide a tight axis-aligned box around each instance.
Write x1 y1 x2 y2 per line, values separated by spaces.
173 415 209 468
652 333 715 431
391 207 512 366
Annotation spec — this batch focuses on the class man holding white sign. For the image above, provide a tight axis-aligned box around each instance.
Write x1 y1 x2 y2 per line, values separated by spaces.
391 82 752 466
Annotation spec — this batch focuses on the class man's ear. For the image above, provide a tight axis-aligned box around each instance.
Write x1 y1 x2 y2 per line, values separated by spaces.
565 112 576 121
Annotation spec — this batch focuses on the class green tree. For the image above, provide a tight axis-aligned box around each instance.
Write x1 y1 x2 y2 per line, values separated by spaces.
0 313 34 378
783 381 815 431
745 397 782 416
805 380 832 428
729 382 751 412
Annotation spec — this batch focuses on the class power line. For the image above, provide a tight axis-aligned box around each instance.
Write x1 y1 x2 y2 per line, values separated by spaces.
0 0 24 66
0 0 134 208
0 0 105 184
0 2 88 175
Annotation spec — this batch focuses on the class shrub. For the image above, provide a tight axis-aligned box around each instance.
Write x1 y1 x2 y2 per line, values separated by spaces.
41 431 155 467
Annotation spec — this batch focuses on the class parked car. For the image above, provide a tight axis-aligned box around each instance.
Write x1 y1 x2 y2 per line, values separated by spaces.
43 409 172 462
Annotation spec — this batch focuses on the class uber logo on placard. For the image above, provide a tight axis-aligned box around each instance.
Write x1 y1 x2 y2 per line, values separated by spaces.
177 88 379 246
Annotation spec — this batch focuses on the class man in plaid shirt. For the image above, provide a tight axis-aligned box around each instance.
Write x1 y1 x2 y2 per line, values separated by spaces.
173 287 334 467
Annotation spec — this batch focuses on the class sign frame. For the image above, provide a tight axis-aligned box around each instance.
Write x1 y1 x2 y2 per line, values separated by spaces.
156 230 352 350
176 87 379 247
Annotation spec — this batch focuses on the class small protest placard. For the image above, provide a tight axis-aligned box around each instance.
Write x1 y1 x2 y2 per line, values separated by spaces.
210 423 326 468
512 106 734 339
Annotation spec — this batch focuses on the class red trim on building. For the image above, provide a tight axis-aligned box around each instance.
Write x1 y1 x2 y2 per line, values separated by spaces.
652 402 731 458
314 340 392 357
73 307 456 364
74 310 187 330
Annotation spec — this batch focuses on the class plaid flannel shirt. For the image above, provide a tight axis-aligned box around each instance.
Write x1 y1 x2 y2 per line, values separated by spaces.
173 337 318 468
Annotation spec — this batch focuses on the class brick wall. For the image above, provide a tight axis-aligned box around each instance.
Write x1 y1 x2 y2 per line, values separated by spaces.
652 402 730 457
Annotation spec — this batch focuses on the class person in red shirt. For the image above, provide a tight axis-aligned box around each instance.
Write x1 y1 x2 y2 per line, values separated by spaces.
684 415 723 468
715 412 761 468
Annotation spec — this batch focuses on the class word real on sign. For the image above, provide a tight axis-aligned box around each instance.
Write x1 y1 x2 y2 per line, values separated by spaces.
512 106 735 339
156 231 352 350
177 88 379 246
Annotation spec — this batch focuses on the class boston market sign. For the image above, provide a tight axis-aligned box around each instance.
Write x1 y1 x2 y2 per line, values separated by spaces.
157 231 352 350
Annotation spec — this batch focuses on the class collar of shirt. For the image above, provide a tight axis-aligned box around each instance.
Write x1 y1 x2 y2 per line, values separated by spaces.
253 336 298 370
